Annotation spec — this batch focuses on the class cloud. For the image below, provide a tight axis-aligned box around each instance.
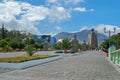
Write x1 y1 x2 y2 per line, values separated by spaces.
22 6 49 21
64 0 84 5
46 0 84 6
48 6 71 22
73 7 94 12
55 26 62 30
93 24 119 36
80 24 120 36
80 26 90 31
0 0 71 34
47 0 57 3
74 7 87 12
40 32 57 37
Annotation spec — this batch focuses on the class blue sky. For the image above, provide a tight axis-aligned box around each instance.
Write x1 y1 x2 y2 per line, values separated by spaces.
0 0 120 36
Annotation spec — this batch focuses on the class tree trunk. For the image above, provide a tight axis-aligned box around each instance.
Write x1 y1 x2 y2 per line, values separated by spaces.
64 49 67 53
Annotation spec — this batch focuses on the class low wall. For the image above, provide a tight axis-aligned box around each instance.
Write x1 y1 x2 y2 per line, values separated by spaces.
101 50 108 57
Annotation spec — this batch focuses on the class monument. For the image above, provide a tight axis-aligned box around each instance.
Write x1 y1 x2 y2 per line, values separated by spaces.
71 35 78 52
43 39 49 51
88 28 98 48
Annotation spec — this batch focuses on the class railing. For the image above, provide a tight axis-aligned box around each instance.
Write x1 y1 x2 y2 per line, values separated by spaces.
110 49 120 65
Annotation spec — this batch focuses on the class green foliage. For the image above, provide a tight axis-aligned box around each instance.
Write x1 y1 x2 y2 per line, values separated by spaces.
61 38 71 53
0 47 3 52
24 37 35 45
78 44 82 50
101 33 120 51
0 39 9 47
53 42 62 50
61 38 71 49
34 42 43 49
25 45 36 56
0 27 35 52
3 45 11 51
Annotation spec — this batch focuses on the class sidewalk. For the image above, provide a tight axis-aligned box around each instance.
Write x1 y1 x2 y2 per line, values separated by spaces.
0 51 119 80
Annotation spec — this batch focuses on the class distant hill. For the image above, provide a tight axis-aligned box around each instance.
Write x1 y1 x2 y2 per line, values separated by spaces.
54 30 107 44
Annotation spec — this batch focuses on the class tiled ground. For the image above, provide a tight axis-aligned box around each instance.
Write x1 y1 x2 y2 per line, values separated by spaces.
0 51 119 80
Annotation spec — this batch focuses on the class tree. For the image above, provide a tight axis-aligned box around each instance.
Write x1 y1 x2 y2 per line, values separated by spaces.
61 38 71 53
34 42 43 50
53 42 62 50
101 33 120 52
1 24 8 39
78 43 82 51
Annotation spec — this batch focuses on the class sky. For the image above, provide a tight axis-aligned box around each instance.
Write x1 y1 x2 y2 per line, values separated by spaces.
0 0 120 36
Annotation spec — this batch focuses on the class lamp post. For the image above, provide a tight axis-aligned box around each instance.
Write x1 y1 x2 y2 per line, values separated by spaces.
104 27 116 47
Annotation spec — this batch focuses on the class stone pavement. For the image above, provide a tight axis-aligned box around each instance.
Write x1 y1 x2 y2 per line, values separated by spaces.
0 51 119 80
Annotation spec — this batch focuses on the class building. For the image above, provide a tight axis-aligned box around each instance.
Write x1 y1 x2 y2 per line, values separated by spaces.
33 35 56 45
88 28 98 48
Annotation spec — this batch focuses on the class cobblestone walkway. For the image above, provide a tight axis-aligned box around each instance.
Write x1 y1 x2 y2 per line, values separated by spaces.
0 51 119 80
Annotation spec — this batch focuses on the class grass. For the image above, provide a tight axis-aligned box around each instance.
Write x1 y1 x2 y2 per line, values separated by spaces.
0 55 56 63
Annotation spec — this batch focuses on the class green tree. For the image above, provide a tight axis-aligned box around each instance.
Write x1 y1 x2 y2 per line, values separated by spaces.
61 38 71 53
78 43 82 51
53 42 62 50
34 42 43 50
101 33 120 52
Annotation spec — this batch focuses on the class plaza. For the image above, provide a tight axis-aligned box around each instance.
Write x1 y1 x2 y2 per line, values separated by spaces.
0 51 119 80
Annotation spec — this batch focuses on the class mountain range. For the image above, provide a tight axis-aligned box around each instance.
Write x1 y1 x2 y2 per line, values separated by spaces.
54 30 107 45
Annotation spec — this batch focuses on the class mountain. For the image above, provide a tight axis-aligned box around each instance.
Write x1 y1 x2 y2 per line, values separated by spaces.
54 30 107 44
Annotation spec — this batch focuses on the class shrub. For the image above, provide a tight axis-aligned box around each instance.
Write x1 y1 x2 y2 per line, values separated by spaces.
0 47 3 52
0 39 8 47
34 42 43 49
10 41 19 49
25 45 36 56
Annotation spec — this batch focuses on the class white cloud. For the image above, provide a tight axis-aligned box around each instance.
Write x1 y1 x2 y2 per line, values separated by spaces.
55 26 62 30
79 24 120 36
93 24 119 36
22 6 49 21
74 7 94 12
40 32 57 37
46 0 84 6
74 7 87 12
64 0 84 5
47 0 57 3
80 26 90 31
0 0 71 34
48 6 71 22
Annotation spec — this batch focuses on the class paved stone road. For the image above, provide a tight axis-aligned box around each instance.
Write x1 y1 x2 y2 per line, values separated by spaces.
0 51 119 80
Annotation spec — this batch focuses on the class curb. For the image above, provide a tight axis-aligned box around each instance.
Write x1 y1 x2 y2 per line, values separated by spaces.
101 50 108 57
0 55 63 70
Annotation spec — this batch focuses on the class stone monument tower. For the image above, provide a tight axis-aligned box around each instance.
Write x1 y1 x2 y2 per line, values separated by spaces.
88 28 98 48
71 35 78 52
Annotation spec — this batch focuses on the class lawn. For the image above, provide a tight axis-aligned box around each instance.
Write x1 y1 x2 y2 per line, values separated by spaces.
0 55 56 63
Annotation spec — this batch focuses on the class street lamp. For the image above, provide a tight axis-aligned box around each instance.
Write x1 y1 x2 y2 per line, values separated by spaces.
104 27 116 38
104 27 116 47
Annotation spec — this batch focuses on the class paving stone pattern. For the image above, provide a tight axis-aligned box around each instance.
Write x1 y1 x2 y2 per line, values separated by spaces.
0 51 119 80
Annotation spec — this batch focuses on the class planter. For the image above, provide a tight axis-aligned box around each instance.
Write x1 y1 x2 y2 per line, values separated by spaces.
0 55 63 69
